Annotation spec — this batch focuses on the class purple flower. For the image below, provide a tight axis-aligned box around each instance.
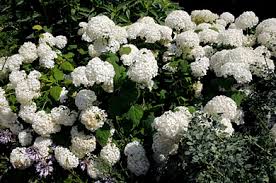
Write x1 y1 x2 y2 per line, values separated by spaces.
0 129 13 144
35 157 54 178
25 146 41 161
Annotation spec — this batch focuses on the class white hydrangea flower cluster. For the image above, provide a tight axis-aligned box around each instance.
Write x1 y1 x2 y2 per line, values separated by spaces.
10 70 41 104
124 141 150 176
75 89 97 110
78 15 127 56
51 105 78 126
234 11 259 30
54 146 79 170
70 126 96 158
204 95 237 120
191 9 219 24
203 95 238 135
10 147 33 169
151 106 192 162
18 130 33 146
127 16 173 44
100 142 120 166
165 10 195 32
33 136 53 158
190 56 210 77
37 32 67 68
217 29 244 47
0 87 22 134
80 106 108 132
126 48 158 90
85 57 115 93
210 47 275 83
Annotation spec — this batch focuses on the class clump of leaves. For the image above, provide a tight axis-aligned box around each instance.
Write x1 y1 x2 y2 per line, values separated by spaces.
159 115 276 183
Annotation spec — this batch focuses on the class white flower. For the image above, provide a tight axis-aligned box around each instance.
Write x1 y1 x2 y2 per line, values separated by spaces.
235 11 259 30
176 30 200 50
6 54 23 71
257 25 276 55
86 15 115 41
33 137 53 158
165 10 195 32
78 22 92 42
127 48 158 90
120 44 139 66
10 147 32 169
71 66 90 87
54 146 79 170
37 43 57 68
190 46 205 59
195 23 212 31
0 57 9 79
9 70 27 88
152 106 192 139
70 127 96 158
216 19 227 27
152 132 179 163
204 95 237 120
59 87 68 103
191 9 219 24
219 118 234 136
18 130 32 146
51 106 77 126
217 29 244 47
243 35 256 47
75 89 97 110
220 62 252 83
80 106 107 132
220 12 235 24
100 142 120 166
191 57 210 77
55 35 67 49
19 102 37 124
39 32 56 47
198 29 219 44
124 141 150 176
127 17 172 44
32 111 61 137
85 57 115 92
18 42 38 63
256 18 276 35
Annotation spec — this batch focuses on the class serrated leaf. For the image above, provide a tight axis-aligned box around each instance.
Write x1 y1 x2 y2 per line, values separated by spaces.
61 62 74 72
53 67 64 81
50 86 62 101
119 46 131 55
126 105 144 129
95 128 110 146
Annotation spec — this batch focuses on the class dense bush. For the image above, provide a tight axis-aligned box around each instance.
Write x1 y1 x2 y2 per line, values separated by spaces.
0 1 276 183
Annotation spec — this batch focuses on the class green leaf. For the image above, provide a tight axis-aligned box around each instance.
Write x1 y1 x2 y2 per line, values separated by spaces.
50 86 62 101
119 46 131 55
61 62 74 72
126 105 144 129
95 128 110 146
63 52 75 59
77 48 87 55
53 67 64 81
231 91 246 107
32 25 42 31
106 54 126 87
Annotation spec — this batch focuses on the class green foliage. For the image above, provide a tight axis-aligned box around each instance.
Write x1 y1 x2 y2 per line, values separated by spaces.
160 116 276 183
125 104 144 130
49 86 62 101
96 125 111 147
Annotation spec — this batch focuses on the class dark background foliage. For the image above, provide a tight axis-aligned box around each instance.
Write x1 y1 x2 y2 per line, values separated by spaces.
174 0 275 19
